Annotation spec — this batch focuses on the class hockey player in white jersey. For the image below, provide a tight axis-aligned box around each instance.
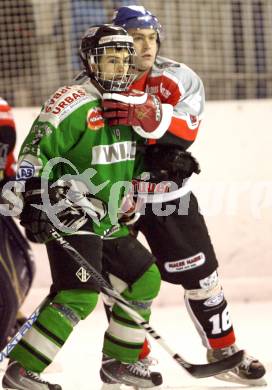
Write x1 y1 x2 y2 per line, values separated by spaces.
101 5 266 386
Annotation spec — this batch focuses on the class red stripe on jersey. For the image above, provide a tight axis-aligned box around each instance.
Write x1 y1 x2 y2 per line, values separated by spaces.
5 152 16 177
0 118 15 128
130 71 149 92
0 99 16 177
208 331 236 349
169 117 200 141
146 74 182 106
0 103 10 112
0 102 15 128
131 72 181 106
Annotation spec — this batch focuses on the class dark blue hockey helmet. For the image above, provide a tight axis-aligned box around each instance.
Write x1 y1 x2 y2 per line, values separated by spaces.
112 5 162 46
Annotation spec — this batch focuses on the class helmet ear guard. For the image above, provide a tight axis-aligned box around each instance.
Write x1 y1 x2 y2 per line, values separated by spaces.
79 24 137 92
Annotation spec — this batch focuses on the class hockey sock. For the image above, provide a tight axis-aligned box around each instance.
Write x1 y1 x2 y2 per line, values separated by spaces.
9 289 98 372
103 264 160 363
139 338 151 359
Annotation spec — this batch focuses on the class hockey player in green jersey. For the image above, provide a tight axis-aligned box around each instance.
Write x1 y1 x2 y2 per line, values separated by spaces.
2 25 163 389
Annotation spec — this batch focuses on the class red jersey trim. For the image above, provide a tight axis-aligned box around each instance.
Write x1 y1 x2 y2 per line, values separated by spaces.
169 117 200 141
0 103 15 128
208 331 236 349
0 119 15 128
5 152 16 177
130 71 149 92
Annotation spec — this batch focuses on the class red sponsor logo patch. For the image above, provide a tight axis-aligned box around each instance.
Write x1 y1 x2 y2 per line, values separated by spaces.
87 107 104 130
45 88 86 114
132 179 171 194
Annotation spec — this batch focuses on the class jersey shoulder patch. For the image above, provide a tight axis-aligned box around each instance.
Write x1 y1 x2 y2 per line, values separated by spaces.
43 84 92 115
154 57 199 83
155 56 181 70
39 83 96 127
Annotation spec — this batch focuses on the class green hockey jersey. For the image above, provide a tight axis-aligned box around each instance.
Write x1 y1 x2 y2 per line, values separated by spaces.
17 80 140 237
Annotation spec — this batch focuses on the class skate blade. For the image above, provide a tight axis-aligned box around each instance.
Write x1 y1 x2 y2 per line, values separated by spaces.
3 388 16 390
100 384 128 390
215 372 267 387
2 387 17 390
132 387 162 390
44 360 63 373
101 384 161 390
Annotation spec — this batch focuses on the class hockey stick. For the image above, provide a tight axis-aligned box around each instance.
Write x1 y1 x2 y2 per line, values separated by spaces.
50 228 244 379
0 227 243 377
0 295 50 363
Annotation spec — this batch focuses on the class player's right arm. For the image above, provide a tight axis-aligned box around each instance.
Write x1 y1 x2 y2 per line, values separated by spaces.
150 58 205 150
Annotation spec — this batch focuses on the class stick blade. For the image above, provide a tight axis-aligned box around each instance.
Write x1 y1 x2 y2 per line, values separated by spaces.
184 350 245 378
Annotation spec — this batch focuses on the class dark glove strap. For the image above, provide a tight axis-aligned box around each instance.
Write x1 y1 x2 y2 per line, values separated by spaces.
23 177 46 204
23 177 63 208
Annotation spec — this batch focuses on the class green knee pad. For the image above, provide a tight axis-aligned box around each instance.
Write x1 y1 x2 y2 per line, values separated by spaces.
123 263 161 302
53 289 99 320
113 263 161 324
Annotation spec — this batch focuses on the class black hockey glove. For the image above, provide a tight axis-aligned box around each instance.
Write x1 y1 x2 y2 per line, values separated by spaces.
20 178 92 243
143 145 201 185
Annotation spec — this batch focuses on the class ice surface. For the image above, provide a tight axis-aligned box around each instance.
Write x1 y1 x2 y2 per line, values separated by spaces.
1 293 271 390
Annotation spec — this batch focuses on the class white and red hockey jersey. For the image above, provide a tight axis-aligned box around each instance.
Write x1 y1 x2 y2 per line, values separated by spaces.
0 97 16 178
131 55 205 149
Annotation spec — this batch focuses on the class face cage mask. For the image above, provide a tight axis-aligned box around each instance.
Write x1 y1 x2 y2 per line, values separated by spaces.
87 45 137 92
